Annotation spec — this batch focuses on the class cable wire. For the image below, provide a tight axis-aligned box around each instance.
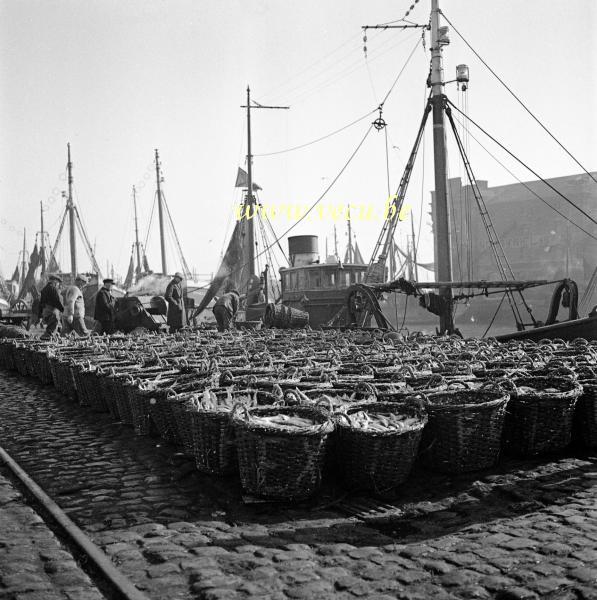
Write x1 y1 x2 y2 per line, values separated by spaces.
447 99 597 229
255 109 376 157
452 113 597 242
441 11 597 187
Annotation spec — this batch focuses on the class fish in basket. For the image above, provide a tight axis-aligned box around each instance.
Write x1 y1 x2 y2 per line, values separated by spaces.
232 405 334 501
334 401 427 493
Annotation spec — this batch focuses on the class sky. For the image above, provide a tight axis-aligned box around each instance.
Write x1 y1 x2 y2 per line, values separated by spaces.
1 0 596 282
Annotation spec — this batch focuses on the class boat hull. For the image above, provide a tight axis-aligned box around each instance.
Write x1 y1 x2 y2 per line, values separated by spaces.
495 315 597 342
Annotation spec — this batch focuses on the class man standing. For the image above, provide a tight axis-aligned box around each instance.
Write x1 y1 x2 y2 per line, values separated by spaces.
212 289 240 332
165 272 186 333
94 278 116 334
38 275 64 338
63 274 89 336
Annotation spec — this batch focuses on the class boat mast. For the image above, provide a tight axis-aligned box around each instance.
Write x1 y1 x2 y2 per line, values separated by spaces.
155 149 167 275
246 86 256 278
346 206 353 263
67 143 77 278
21 228 26 283
132 185 142 278
40 201 46 275
430 0 454 333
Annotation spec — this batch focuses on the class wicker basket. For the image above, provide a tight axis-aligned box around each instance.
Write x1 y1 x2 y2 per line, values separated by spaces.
503 376 582 457
35 349 54 385
148 393 182 444
127 385 155 435
335 401 427 492
0 340 16 370
13 345 30 377
189 408 237 474
232 405 334 500
574 367 597 448
420 383 509 473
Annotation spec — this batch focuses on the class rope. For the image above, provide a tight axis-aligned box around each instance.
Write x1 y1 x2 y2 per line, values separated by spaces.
254 109 376 157
481 292 507 338
442 11 597 187
447 99 597 229
452 113 597 243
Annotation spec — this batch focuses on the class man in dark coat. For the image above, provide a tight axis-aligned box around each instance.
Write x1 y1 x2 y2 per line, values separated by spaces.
94 278 116 334
213 289 240 332
165 272 186 332
38 275 64 338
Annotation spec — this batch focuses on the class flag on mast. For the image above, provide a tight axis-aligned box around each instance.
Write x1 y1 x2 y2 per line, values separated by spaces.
235 167 262 191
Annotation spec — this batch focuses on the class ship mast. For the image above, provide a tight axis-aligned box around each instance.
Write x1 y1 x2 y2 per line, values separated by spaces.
21 229 26 283
155 149 167 275
40 201 46 275
67 143 77 278
246 86 256 277
241 88 289 279
346 206 353 263
430 0 454 333
132 185 142 278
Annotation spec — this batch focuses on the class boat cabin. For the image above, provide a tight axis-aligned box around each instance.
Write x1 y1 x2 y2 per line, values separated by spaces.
279 235 367 327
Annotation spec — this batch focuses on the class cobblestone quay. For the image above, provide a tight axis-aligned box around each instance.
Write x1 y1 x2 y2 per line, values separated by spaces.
0 371 596 599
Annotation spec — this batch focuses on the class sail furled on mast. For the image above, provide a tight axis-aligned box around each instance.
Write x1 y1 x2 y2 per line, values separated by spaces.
16 243 41 303
194 214 253 315
124 249 135 289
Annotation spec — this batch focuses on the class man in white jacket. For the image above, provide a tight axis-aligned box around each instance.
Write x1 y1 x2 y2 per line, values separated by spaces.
63 274 89 336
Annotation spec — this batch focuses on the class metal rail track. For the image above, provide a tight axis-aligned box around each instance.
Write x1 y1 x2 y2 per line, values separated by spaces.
0 445 150 600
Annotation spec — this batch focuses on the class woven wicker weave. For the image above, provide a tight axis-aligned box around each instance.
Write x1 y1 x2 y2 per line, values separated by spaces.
189 409 237 474
335 401 427 492
232 405 334 500
503 376 582 456
420 385 509 473
575 381 597 448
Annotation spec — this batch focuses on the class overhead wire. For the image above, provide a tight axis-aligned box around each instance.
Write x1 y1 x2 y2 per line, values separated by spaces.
254 109 376 157
441 11 597 187
452 113 597 242
290 30 420 106
447 99 597 229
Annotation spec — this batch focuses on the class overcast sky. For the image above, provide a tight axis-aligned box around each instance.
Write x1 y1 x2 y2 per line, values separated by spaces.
1 0 595 281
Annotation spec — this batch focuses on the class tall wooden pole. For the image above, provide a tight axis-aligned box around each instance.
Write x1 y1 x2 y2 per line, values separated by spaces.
246 86 256 278
430 0 454 333
346 205 353 263
67 143 77 278
155 149 167 275
40 201 46 275
132 186 142 277
21 228 26 283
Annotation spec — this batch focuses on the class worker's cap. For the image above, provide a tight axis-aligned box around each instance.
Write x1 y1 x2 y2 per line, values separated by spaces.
103 278 115 284
173 272 184 279
49 275 62 283
230 289 240 296
75 274 88 283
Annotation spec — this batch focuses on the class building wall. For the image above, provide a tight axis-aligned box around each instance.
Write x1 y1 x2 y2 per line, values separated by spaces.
431 172 597 317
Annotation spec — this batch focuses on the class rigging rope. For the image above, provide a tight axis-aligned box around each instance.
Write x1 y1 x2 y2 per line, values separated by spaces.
447 99 597 229
193 123 375 294
254 109 376 157
452 113 597 243
441 11 597 187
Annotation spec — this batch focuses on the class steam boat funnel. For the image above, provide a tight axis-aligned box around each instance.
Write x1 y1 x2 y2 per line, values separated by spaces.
288 235 319 267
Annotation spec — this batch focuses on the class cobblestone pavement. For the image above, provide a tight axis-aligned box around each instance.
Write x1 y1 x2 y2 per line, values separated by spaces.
0 370 596 600
0 467 104 600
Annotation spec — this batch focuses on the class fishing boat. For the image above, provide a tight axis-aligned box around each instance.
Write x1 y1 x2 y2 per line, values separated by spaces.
278 0 597 340
197 0 597 340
